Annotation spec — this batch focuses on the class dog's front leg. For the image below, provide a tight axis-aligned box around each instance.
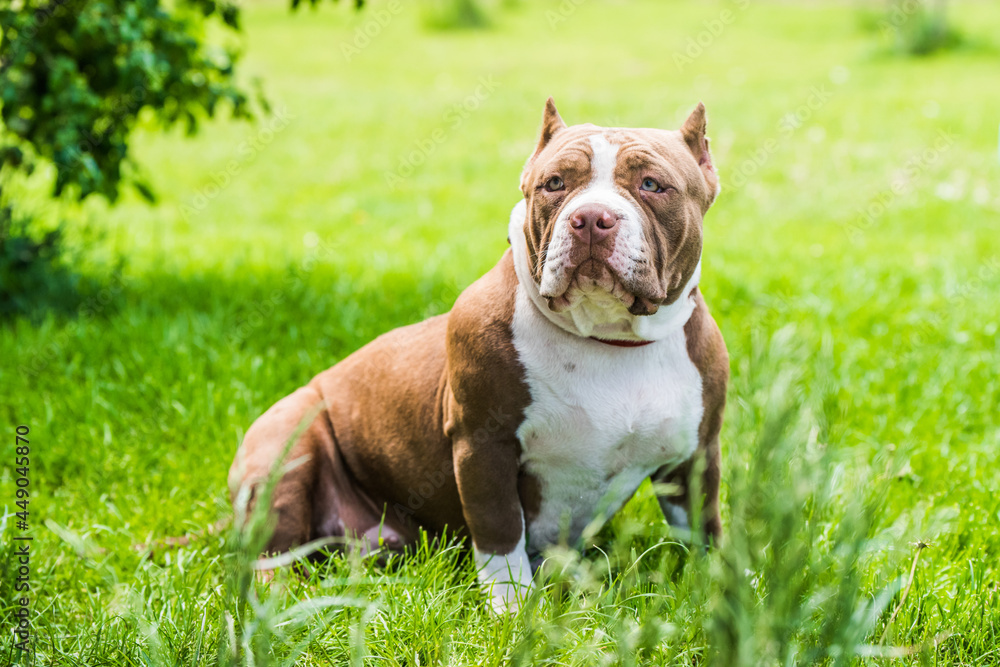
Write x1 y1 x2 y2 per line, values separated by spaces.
653 437 723 545
452 435 532 614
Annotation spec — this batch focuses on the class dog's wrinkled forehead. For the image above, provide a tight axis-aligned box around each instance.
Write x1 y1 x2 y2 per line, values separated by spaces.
519 99 718 211
522 128 694 198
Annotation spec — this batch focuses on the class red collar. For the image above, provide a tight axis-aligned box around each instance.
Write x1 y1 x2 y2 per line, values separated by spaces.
590 337 655 347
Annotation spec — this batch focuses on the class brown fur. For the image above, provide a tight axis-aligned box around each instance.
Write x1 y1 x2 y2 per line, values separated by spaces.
229 99 729 572
229 253 533 556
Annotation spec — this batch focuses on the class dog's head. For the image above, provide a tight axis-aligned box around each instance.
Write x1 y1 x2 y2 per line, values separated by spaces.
510 98 719 339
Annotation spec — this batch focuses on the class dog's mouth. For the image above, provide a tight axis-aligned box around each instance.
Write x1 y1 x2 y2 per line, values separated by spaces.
540 258 664 316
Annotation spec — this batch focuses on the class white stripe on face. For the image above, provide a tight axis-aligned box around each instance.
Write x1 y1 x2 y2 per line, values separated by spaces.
538 134 647 301
588 133 618 187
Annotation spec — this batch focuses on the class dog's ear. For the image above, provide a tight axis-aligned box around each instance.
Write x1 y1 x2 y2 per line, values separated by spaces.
534 97 566 158
681 102 719 204
521 97 566 192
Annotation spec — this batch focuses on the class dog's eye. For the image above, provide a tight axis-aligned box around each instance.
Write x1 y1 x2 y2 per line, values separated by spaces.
640 178 663 193
544 176 565 192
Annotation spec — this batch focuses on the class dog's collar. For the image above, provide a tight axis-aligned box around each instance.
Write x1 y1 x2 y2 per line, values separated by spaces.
589 337 655 348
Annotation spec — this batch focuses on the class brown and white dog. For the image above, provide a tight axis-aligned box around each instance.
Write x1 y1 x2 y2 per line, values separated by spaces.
229 99 729 612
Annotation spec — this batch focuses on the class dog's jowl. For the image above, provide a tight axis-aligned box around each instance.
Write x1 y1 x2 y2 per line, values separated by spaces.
229 98 729 613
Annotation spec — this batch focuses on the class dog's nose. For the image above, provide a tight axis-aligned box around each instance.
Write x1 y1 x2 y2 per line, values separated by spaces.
569 204 618 243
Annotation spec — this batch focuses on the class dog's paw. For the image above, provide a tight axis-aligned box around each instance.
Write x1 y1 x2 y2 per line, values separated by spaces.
486 579 532 614
475 541 534 615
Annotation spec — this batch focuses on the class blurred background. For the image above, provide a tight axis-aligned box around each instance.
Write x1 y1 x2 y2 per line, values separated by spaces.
2 0 999 663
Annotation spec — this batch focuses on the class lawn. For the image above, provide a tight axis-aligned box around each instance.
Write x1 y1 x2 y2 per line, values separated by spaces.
3 0 1000 664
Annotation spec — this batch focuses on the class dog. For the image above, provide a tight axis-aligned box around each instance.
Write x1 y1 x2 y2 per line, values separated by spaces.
229 98 728 612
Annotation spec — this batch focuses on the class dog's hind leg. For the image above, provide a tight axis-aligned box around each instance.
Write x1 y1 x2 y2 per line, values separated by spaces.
230 385 410 563
229 386 331 554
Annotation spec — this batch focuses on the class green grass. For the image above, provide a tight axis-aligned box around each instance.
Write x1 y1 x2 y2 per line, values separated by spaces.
3 0 1000 663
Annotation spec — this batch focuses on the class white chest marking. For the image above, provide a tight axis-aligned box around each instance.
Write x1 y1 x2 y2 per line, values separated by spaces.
510 284 704 552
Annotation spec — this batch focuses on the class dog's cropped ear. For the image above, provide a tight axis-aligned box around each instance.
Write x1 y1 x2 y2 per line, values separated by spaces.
521 97 566 192
534 97 566 159
681 102 720 205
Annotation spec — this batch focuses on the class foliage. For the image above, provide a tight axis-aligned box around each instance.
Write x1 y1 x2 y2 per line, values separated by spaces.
420 0 491 30
292 0 365 9
0 187 73 316
0 0 251 203
289 0 489 30
0 180 120 317
0 0 249 318
869 0 964 56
